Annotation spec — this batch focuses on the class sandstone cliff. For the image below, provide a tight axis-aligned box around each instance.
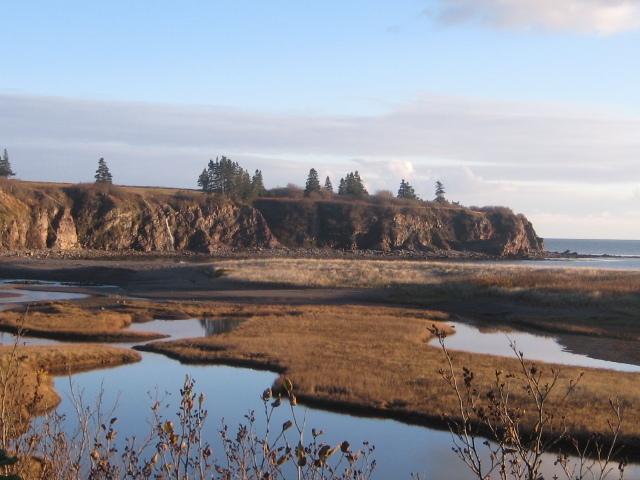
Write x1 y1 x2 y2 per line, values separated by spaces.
0 182 543 256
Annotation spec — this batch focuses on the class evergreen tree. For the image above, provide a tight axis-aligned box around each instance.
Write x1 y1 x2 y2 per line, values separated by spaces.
251 169 266 196
0 150 14 178
338 177 346 195
352 171 367 197
304 168 321 196
324 176 333 193
94 158 113 184
435 180 446 202
0 149 15 178
219 156 238 195
338 171 368 198
198 155 256 200
206 159 219 193
397 179 417 200
236 168 253 200
197 169 210 192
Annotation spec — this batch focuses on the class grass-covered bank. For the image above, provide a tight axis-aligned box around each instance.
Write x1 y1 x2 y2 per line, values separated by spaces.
0 344 140 431
213 258 640 340
7 296 640 452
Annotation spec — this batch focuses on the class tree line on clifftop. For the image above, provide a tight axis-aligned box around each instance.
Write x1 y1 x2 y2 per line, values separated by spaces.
0 150 447 203
196 157 448 203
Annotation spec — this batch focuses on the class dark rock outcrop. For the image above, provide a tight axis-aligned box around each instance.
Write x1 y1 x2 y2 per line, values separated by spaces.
254 199 543 257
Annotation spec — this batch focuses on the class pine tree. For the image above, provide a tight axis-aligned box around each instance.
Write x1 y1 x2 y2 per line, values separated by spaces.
218 156 237 195
352 171 367 197
94 158 113 184
251 169 266 196
304 168 321 196
197 169 210 192
324 176 333 193
338 178 346 195
236 169 253 200
338 171 368 198
435 180 446 202
199 155 256 200
397 179 417 200
206 157 222 193
0 149 15 178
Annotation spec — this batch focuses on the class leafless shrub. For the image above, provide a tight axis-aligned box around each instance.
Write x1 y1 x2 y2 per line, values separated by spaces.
0 323 375 480
429 324 628 480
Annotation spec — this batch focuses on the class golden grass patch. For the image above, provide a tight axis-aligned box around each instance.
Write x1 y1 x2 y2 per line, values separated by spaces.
0 344 140 438
139 302 640 449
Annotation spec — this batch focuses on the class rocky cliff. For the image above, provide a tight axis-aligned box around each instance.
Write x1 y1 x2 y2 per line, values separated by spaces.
0 182 543 256
0 182 277 253
254 198 543 257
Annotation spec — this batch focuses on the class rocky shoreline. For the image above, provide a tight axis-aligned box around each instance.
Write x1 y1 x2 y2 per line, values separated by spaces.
0 246 605 262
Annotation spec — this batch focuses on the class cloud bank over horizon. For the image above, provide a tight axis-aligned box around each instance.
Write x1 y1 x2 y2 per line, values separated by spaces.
1 93 639 239
427 0 640 35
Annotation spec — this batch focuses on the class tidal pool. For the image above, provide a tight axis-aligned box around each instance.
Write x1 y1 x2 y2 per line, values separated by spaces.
433 321 640 372
1 282 638 478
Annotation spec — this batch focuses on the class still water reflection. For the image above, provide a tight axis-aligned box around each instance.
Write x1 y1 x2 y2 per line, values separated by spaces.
0 282 638 478
433 322 640 373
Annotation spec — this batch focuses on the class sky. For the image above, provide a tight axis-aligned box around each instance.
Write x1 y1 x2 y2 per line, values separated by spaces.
2 0 640 239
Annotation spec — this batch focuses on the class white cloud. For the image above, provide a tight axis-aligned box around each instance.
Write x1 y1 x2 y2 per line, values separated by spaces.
427 0 640 35
389 159 415 179
1 93 640 238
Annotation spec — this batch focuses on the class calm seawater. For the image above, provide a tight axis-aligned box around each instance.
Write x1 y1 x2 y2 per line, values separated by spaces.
545 238 640 256
532 238 640 270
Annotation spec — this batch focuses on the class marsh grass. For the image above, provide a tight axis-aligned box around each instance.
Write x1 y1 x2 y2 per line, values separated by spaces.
212 258 640 296
0 301 168 342
212 258 640 340
138 304 640 451
1 295 638 450
4 298 639 448
0 299 636 478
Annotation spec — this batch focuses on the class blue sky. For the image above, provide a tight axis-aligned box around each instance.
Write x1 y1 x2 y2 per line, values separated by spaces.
2 0 640 238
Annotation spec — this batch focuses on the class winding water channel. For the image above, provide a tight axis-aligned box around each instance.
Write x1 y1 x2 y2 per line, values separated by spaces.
0 282 638 479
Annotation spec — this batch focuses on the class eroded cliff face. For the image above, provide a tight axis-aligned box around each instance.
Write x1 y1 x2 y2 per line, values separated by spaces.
0 184 277 253
0 182 543 256
254 199 544 257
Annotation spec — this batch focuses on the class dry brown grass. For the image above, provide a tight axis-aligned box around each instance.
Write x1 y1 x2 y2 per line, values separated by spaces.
7 344 141 377
214 258 444 288
3 295 639 449
0 344 140 434
0 301 169 342
0 298 640 450
138 302 640 448
212 258 640 340
214 258 640 294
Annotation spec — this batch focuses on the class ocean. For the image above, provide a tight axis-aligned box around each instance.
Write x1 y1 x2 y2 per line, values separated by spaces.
544 238 640 256
532 238 640 270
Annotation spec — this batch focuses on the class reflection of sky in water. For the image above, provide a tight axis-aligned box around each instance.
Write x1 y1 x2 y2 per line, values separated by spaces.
522 257 640 271
434 322 640 372
2 284 639 478
126 317 244 342
0 288 87 306
54 351 639 479
47 354 534 479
